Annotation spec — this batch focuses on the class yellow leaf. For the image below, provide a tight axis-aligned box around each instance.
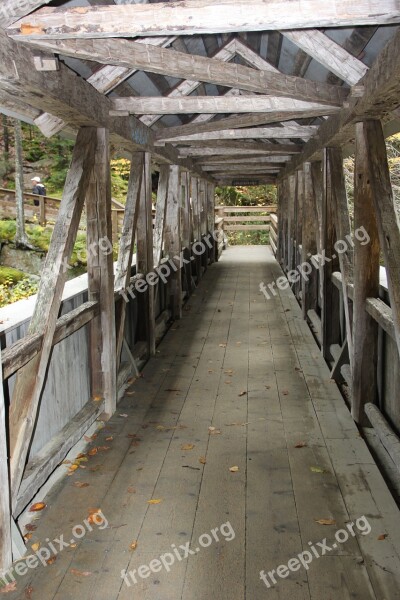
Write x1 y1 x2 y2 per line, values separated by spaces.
92 395 103 402
310 466 326 473
130 541 138 551
199 457 207 465
147 499 162 505
315 518 336 526
229 466 239 472
181 443 195 451
31 542 40 551
208 426 222 435
29 502 46 512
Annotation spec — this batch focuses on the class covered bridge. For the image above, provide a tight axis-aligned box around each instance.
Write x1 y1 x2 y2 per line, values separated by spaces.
1 1 400 598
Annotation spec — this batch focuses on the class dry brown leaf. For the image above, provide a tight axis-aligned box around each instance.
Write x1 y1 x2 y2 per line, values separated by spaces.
229 466 239 472
199 457 207 465
315 518 336 526
224 369 234 374
238 391 247 397
282 390 289 396
84 434 97 442
208 369 213 373
294 441 307 448
130 541 138 551
31 542 40 552
92 395 103 402
219 343 227 348
70 569 92 577
73 482 89 489
87 508 102 524
181 443 195 451
147 499 162 505
25 585 33 599
126 391 135 397
105 436 113 442
0 582 17 594
29 502 46 512
24 533 32 541
25 524 37 532
378 533 388 540
46 556 57 565
208 426 221 435
76 453 86 459
97 446 110 452
119 413 129 418
127 487 136 494
88 448 98 456
127 377 136 385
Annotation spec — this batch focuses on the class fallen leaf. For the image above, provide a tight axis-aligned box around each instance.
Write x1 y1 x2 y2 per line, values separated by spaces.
147 499 162 505
229 466 239 472
97 446 110 451
127 487 136 494
224 369 234 374
105 436 113 442
25 524 37 532
87 508 102 524
70 569 92 577
88 447 98 456
119 414 129 418
310 466 326 473
238 391 247 397
84 434 97 442
130 541 138 551
282 390 289 396
24 533 33 541
131 440 140 447
224 381 232 384
315 518 336 526
29 502 46 512
73 482 89 489
294 441 307 448
25 585 33 599
46 556 57 565
165 388 180 392
31 542 40 552
126 391 135 397
127 377 136 385
0 582 17 594
92 395 103 402
181 443 195 451
76 453 86 459
199 457 207 465
219 343 227 348
378 533 388 540
208 369 213 373
208 426 221 435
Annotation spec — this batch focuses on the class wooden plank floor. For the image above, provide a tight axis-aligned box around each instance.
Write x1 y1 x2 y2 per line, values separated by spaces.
6 246 400 599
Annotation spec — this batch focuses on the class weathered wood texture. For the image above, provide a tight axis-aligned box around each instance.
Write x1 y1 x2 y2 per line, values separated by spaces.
351 122 382 424
10 1 400 38
153 165 169 268
0 350 12 571
164 165 182 319
8 127 97 507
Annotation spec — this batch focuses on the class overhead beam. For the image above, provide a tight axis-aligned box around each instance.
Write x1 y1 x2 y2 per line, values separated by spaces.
280 28 400 178
111 95 339 116
282 29 368 86
195 155 291 165
9 1 400 38
12 37 348 106
156 125 318 144
177 144 303 157
0 0 52 28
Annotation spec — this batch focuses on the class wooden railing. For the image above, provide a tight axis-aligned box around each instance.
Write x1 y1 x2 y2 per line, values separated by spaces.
214 206 277 254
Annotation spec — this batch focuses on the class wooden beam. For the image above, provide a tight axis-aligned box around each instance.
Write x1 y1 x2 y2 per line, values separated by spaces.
0 0 52 28
14 37 348 107
10 1 400 38
157 125 318 144
0 350 12 572
112 95 340 116
86 128 117 418
164 165 182 320
196 155 291 165
280 28 400 178
8 127 97 506
177 142 303 156
282 29 368 86
153 165 169 268
114 153 143 363
361 120 400 361
352 121 380 424
301 163 318 318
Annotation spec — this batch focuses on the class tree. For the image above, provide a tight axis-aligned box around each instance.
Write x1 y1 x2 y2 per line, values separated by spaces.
13 119 29 248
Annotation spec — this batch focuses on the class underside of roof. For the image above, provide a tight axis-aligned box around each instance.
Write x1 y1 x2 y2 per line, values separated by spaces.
1 0 400 186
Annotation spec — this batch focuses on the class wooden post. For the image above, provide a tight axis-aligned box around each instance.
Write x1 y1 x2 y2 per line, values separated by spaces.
359 120 400 361
181 171 193 294
294 168 303 298
114 153 144 363
327 147 354 368
321 148 341 362
0 350 12 572
39 196 46 226
311 161 324 307
352 122 381 424
164 165 182 319
9 127 97 504
153 164 169 268
199 179 208 273
301 163 318 318
111 209 118 244
207 182 216 264
86 128 117 418
287 173 296 273
191 176 202 281
136 152 156 355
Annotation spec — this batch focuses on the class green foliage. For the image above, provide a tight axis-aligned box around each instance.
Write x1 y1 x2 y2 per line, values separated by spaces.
0 266 25 285
227 229 270 246
215 184 277 206
0 219 17 242
0 275 39 308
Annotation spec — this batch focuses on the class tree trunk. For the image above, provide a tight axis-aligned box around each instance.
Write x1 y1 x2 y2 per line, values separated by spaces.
14 119 29 248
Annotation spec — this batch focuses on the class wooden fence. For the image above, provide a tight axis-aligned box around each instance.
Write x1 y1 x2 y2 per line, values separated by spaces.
214 205 277 254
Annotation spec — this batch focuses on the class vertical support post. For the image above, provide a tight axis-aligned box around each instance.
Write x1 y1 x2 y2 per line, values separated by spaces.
0 351 12 573
327 147 354 367
302 163 318 318
112 210 118 244
199 179 208 273
136 152 156 355
181 171 193 294
191 176 203 280
207 182 216 264
321 148 341 362
294 168 304 298
164 165 182 319
311 161 324 307
39 197 46 226
114 152 144 363
287 173 296 273
86 128 117 418
153 164 169 268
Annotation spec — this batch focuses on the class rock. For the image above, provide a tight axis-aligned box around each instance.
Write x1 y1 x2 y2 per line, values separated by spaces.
0 245 46 277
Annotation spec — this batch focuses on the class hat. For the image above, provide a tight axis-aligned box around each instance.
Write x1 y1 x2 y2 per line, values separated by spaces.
31 176 41 183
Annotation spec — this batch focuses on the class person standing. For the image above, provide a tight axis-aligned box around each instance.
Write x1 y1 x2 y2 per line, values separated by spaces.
31 176 46 206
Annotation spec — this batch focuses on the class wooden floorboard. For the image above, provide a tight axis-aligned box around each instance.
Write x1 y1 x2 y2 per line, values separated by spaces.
6 246 400 600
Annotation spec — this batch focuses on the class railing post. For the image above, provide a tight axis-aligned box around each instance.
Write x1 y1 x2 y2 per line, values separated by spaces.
39 196 46 226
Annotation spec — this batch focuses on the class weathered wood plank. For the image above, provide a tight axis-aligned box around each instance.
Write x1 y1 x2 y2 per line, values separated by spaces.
86 128 117 418
365 402 400 471
366 297 395 340
0 350 12 572
15 36 348 106
351 121 383 424
282 29 368 85
10 1 400 38
164 165 182 320
157 125 318 144
301 163 318 318
8 127 97 507
153 164 169 268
